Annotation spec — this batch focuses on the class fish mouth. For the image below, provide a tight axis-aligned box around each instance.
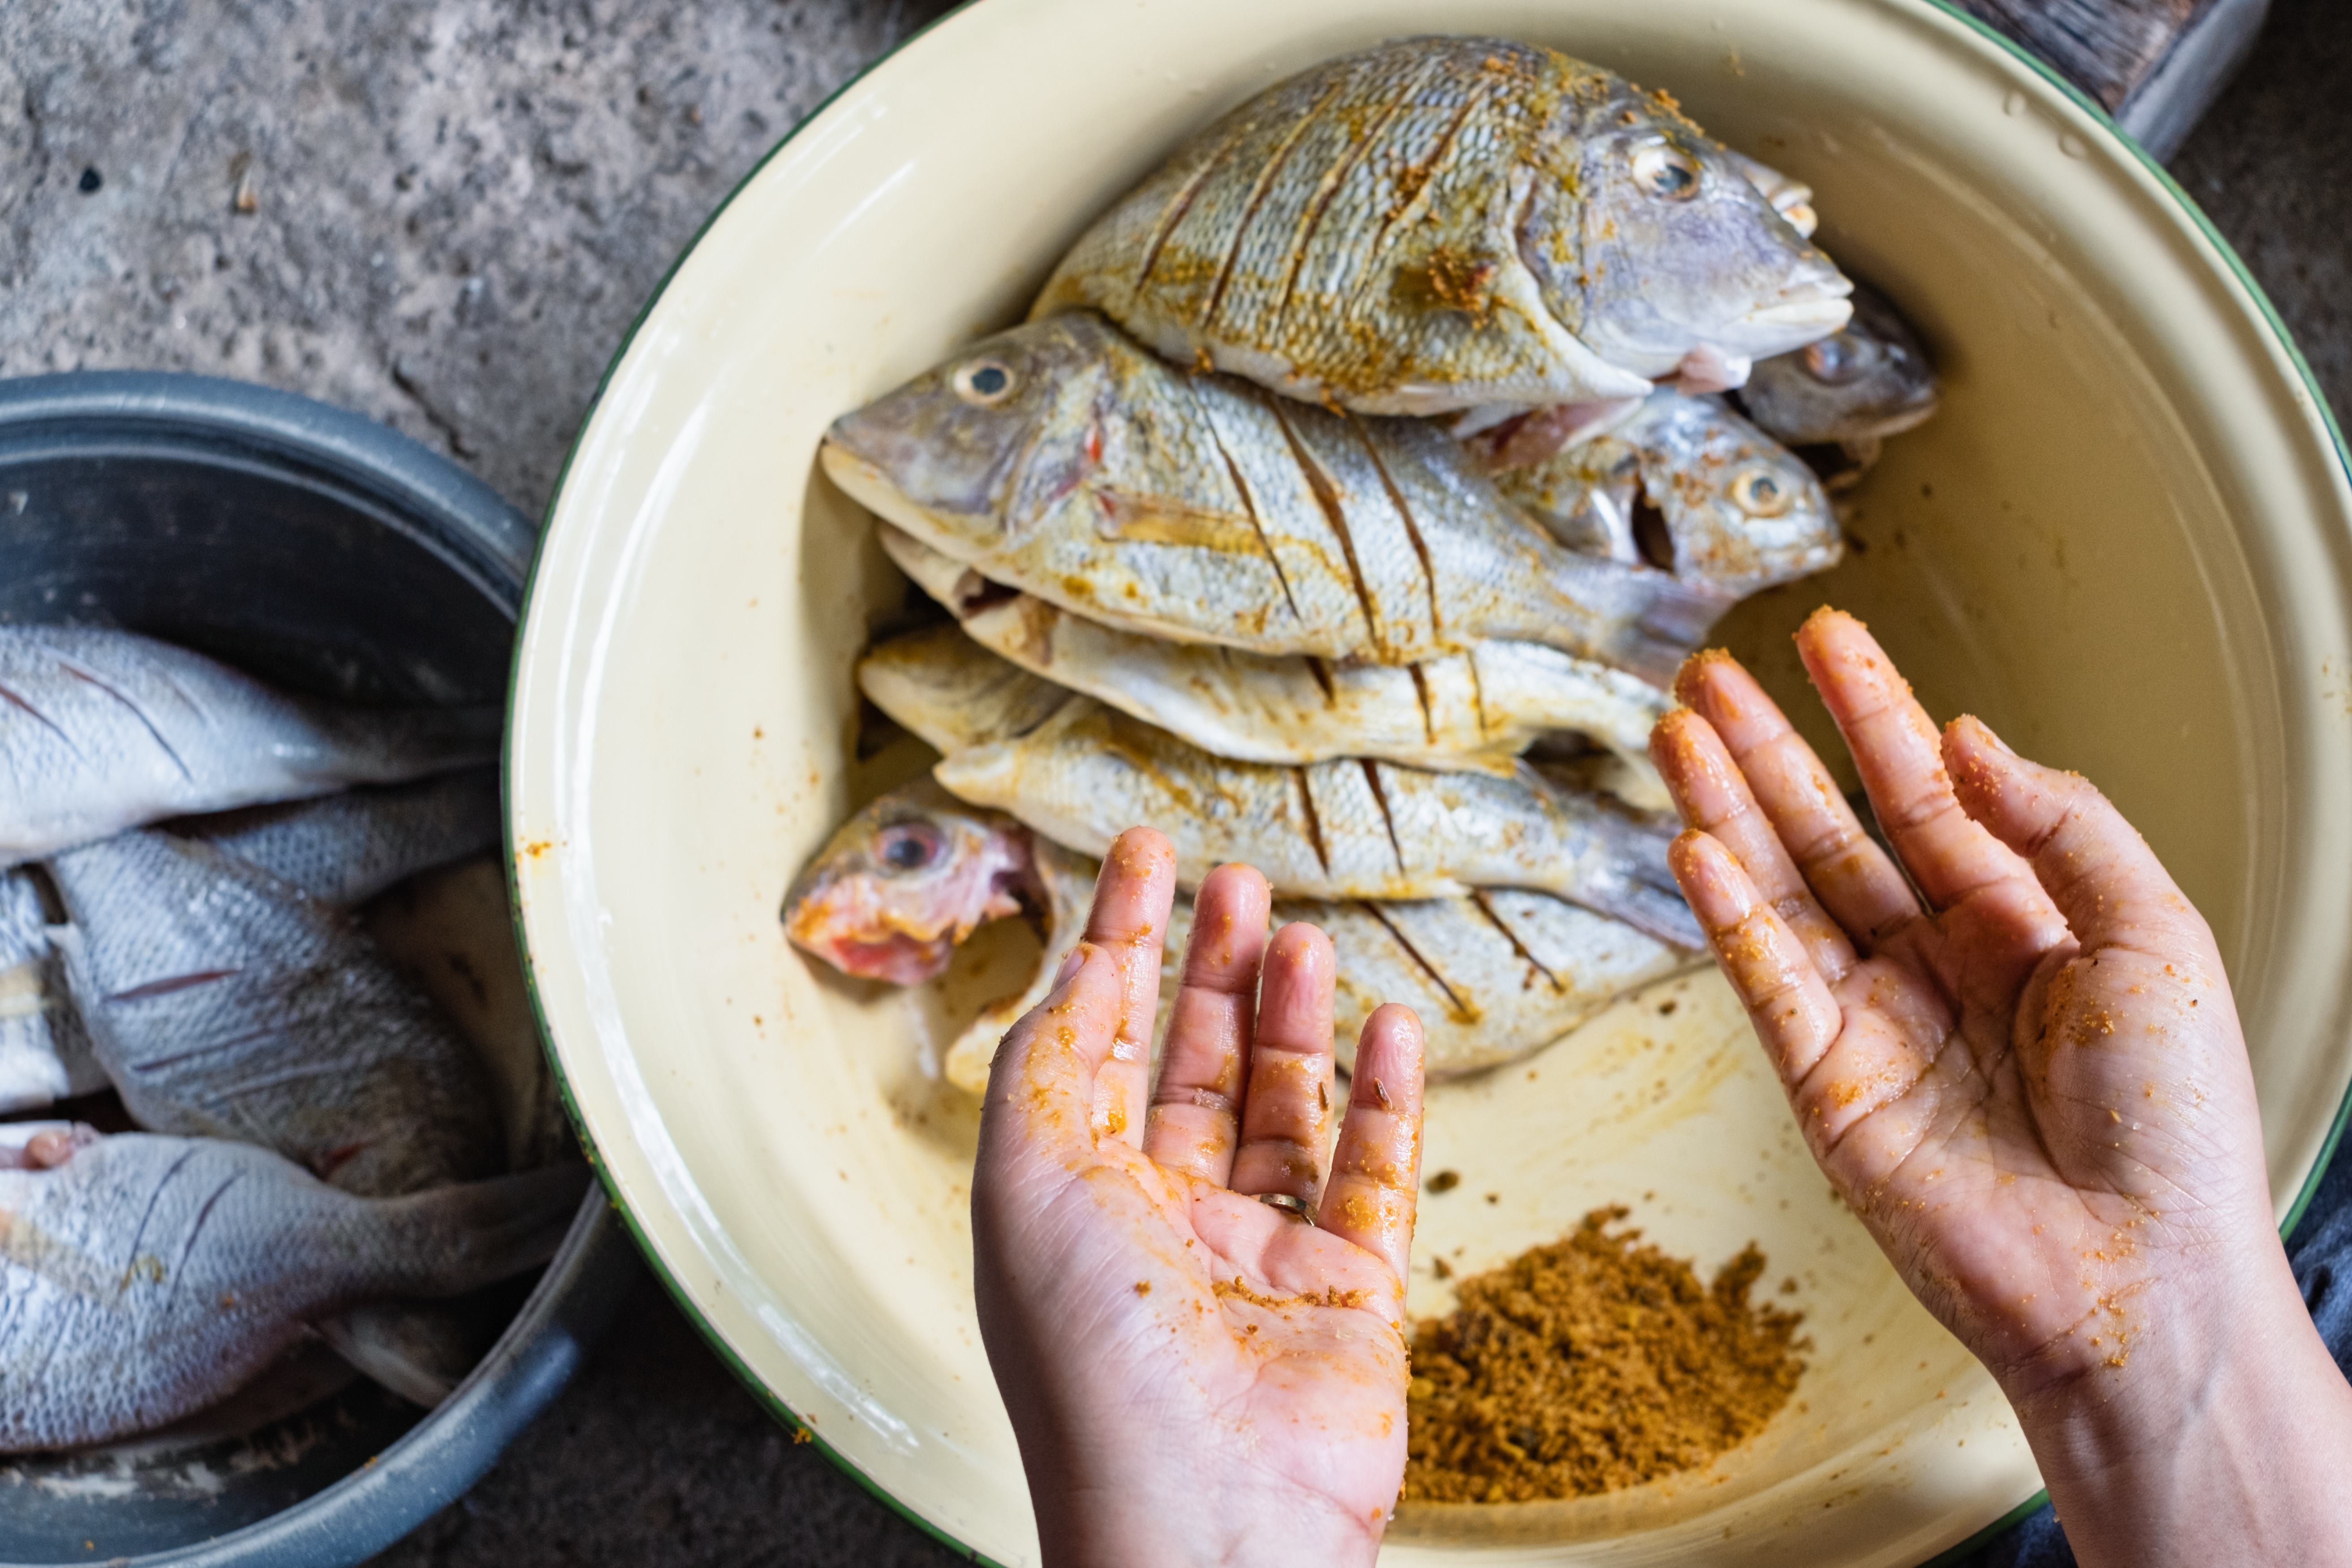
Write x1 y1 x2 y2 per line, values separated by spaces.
1726 292 1857 361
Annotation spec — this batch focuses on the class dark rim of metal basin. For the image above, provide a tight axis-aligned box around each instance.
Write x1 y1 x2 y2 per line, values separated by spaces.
513 4 2352 1567
0 369 638 1568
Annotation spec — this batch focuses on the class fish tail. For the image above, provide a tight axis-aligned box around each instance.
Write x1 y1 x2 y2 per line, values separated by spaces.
316 1302 489 1406
375 1162 591 1299
305 702 505 784
1610 578 1731 687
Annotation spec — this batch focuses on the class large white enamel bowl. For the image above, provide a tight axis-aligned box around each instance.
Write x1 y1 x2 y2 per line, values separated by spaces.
506 0 2352 1562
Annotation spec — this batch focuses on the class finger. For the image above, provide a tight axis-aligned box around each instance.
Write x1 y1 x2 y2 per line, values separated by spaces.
1080 827 1180 1148
1651 705 1860 981
1943 715 2218 963
1227 922 1338 1206
1142 863 1272 1185
1793 609 2035 915
1316 1004 1424 1281
1676 646 1921 948
1669 831 1844 1085
976 940 1123 1164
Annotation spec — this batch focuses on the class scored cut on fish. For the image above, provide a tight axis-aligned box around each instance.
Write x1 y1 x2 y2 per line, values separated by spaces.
0 625 500 866
876 526 1668 782
0 1133 587 1452
168 767 502 911
1030 36 1849 414
929 698 1700 947
1490 389 1842 603
0 869 103 1115
822 312 1720 682
45 830 504 1200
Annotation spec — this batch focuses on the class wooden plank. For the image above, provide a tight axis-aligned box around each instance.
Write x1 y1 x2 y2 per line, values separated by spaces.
1954 0 2270 158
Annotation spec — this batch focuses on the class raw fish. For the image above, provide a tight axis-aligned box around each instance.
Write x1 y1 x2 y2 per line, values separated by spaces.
45 831 502 1199
1738 281 1938 449
0 870 102 1114
823 313 1715 681
0 625 498 865
1031 36 1848 413
1490 389 1841 603
929 699 1700 945
875 527 1668 782
0 1132 585 1452
170 768 501 910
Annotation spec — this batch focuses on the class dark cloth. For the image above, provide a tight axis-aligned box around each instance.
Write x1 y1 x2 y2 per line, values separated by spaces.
1958 1127 2352 1567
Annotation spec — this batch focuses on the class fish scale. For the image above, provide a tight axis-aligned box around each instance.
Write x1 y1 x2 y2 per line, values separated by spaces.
823 313 1718 679
930 698 1700 947
0 1133 586 1452
1034 36 1849 414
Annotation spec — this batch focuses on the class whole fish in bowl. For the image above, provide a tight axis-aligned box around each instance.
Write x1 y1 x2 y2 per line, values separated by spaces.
1736 281 1940 489
1032 35 1850 428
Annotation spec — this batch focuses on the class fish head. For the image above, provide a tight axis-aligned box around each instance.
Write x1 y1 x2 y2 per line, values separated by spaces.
782 779 1040 985
820 317 1120 553
1739 282 1939 445
1542 85 1852 385
1621 392 1842 599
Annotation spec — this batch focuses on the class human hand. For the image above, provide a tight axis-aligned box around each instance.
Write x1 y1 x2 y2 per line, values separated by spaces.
1652 608 2352 1567
972 828 1426 1568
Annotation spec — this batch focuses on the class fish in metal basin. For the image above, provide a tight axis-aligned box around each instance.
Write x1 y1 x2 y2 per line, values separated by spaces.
169 767 502 910
822 313 1715 683
1490 389 1841 605
0 870 103 1115
1721 148 1818 238
1736 281 1938 487
1030 36 1849 418
44 831 504 1199
782 785 1692 1091
864 536 1670 785
0 1130 586 1452
930 699 1699 946
0 626 500 866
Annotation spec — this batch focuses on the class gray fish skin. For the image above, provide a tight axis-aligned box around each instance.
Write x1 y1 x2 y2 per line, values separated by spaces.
823 313 1716 683
1721 148 1817 237
876 525 1668 782
1738 281 1938 447
853 624 1074 758
1030 37 1848 412
0 626 500 866
0 870 103 1114
45 831 502 1199
930 698 1700 947
0 1133 586 1452
1493 389 1841 604
168 768 502 910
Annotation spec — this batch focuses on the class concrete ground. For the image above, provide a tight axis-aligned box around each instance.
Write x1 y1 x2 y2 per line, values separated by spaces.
3 0 2346 1563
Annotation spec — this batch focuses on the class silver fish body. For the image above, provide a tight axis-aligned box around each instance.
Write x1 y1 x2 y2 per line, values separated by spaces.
0 870 102 1114
45 831 502 1199
1030 36 1849 412
0 1133 586 1451
0 626 500 866
876 526 1667 782
1739 280 1938 448
823 313 1715 682
1493 389 1841 603
168 768 502 910
930 698 1700 946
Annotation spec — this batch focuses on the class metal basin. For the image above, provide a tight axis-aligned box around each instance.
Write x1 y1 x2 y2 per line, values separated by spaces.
0 371 638 1568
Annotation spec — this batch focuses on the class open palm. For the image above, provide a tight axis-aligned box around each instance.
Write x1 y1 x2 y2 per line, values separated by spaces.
1651 611 2279 1401
973 829 1424 1568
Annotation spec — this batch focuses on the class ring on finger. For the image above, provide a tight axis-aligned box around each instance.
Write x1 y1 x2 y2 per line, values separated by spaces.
1254 1192 1316 1225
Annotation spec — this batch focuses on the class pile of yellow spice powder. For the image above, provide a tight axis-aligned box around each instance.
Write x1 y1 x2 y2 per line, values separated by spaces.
1404 1207 1807 1503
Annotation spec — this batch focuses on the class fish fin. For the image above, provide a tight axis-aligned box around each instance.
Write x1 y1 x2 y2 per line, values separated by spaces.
314 1304 486 1407
1611 578 1732 686
378 1163 592 1299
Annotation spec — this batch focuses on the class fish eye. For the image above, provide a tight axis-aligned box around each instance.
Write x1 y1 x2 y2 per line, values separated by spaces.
953 359 1018 407
1729 466 1798 517
1632 143 1703 202
873 821 945 874
1802 332 1870 384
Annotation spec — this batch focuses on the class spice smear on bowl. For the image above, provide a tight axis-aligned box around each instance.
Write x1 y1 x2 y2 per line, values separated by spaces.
1404 1207 1805 1502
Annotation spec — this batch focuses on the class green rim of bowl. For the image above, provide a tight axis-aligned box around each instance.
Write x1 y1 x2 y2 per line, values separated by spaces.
504 3 2352 1565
